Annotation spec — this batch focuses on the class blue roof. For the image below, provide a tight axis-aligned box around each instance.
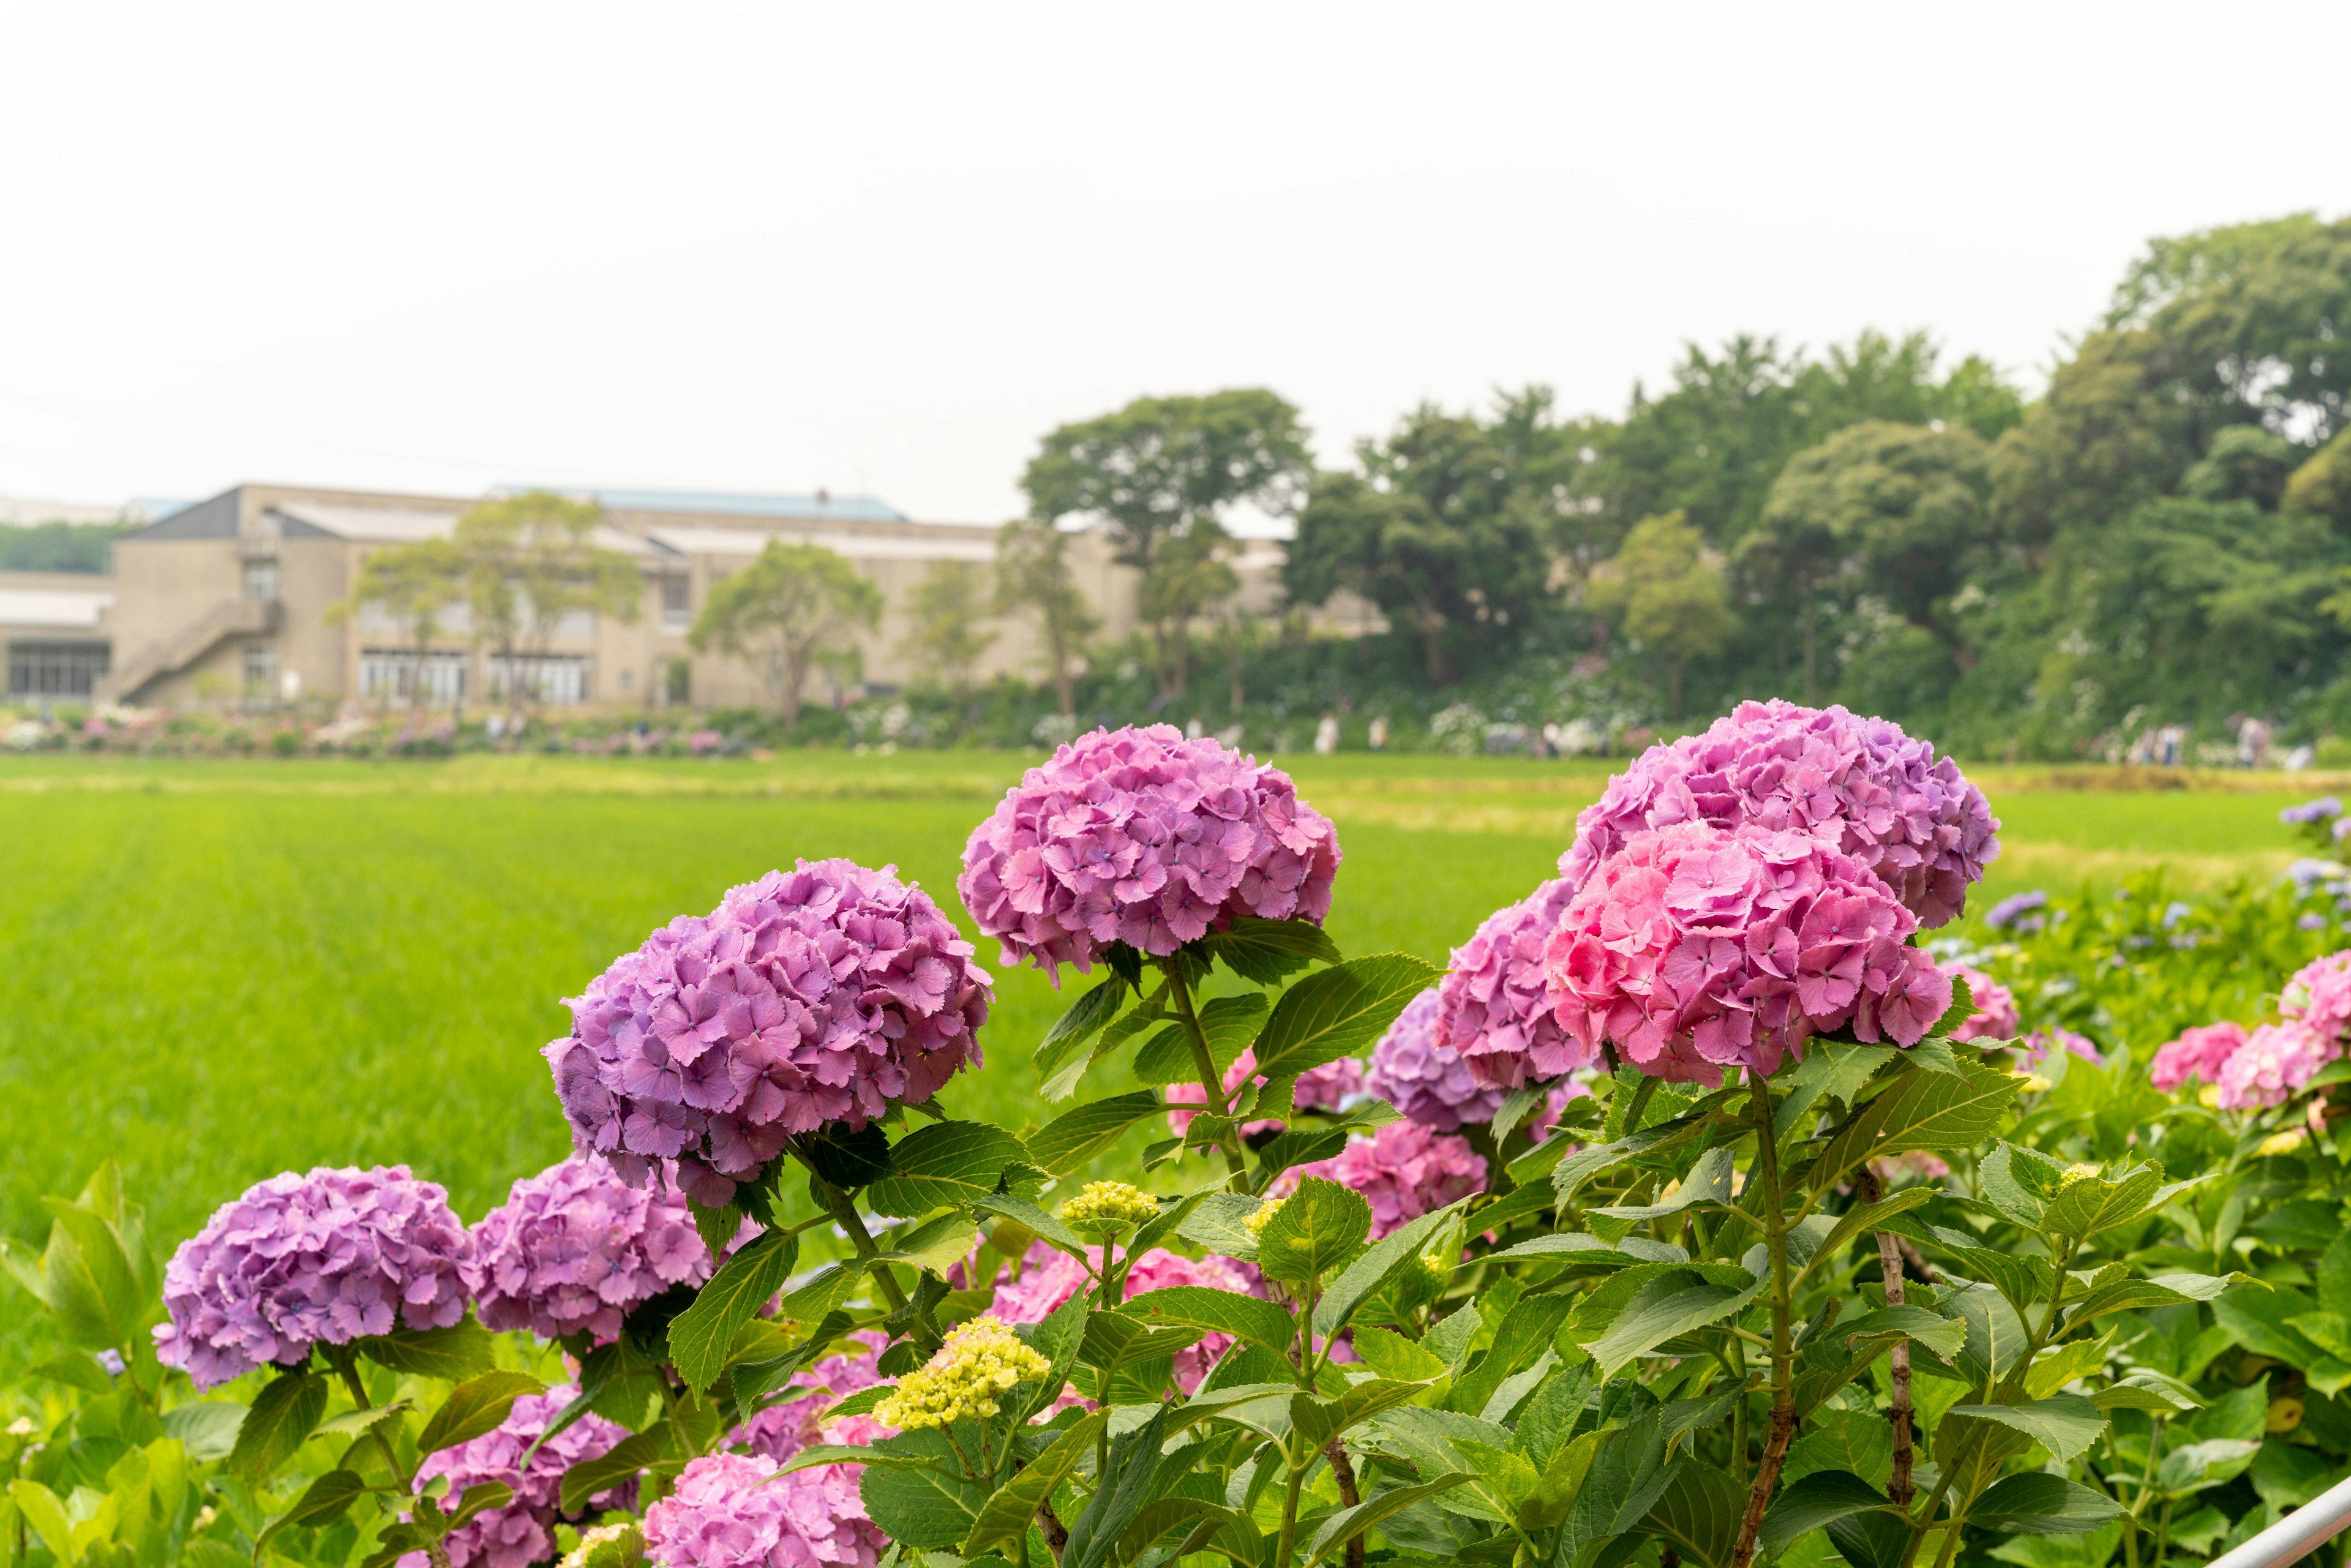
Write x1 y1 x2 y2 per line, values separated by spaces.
587 489 907 523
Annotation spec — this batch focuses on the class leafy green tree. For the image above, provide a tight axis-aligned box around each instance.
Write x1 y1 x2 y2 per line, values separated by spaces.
992 517 1100 717
898 560 998 705
327 536 467 710
2287 425 2351 534
0 519 134 573
1587 511 1737 716
451 492 642 724
688 539 882 726
1021 390 1309 699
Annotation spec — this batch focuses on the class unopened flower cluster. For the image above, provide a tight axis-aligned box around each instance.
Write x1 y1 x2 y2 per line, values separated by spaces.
405 1391 634 1568
154 1165 473 1390
467 1153 714 1342
871 1315 1052 1429
1245 1198 1284 1239
1059 1181 1160 1231
642 1452 882 1568
544 860 991 1205
1165 1049 1362 1136
1562 700 1999 929
957 725 1341 977
1293 1122 1486 1240
989 1242 1261 1393
1543 820 1952 1083
1434 876 1593 1089
560 1522 643 1568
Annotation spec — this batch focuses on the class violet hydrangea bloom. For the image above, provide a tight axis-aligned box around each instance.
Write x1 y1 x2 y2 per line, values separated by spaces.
544 861 991 1206
1543 820 1951 1084
2020 1029 2103 1071
2217 1021 2340 1111
1367 989 1506 1129
1940 962 2020 1042
1561 700 1999 929
402 1391 633 1568
2150 1022 2251 1093
154 1165 473 1391
1292 1122 1487 1239
1436 877 1596 1090
643 1452 883 1568
1165 1050 1363 1137
2283 950 2351 1043
467 1154 715 1343
957 725 1341 978
989 1241 1261 1393
1983 890 2049 933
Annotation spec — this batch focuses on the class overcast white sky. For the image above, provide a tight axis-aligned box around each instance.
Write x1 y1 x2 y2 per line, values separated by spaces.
1 3 2344 523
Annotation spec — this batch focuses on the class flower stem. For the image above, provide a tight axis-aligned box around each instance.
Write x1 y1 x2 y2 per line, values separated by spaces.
1731 1069 1796 1568
810 1171 909 1312
1276 1452 1310 1568
1854 1169 1916 1506
1163 962 1251 1184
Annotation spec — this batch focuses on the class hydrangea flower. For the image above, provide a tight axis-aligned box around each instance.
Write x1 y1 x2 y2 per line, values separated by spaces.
2283 797 2344 825
643 1452 882 1568
2020 1029 2102 1071
403 1390 634 1568
737 1332 892 1465
1059 1181 1161 1232
1940 962 2019 1042
988 1241 1261 1393
467 1154 714 1343
872 1316 1052 1429
154 1166 473 1390
1292 1122 1487 1239
1983 891 2049 933
1542 821 1951 1084
1367 989 1505 1129
544 861 991 1205
1165 1051 1362 1137
1561 700 1998 929
957 725 1341 978
2283 950 2351 1043
2150 1022 2251 1093
1435 877 1595 1089
2218 1021 2341 1111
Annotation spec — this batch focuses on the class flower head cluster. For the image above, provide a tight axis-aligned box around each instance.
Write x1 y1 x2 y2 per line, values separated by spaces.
544 861 991 1205
872 1316 1051 1429
1983 891 2049 933
2218 1021 2341 1111
1561 701 1998 929
1940 962 2019 1042
643 1453 882 1568
2150 1022 2251 1093
1059 1181 1161 1232
2283 950 2351 1043
406 1391 634 1568
987 1242 1258 1392
958 725 1341 977
1165 1051 1362 1137
1293 1122 1487 1239
467 1155 714 1342
1543 821 1952 1083
154 1166 473 1390
737 1333 893 1464
1367 990 1505 1129
2283 797 2344 825
1435 878 1595 1089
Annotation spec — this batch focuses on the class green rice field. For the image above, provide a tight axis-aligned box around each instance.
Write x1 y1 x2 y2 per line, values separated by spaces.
0 748 2339 1325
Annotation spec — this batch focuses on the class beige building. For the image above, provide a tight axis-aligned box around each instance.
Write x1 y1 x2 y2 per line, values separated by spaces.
2 569 115 702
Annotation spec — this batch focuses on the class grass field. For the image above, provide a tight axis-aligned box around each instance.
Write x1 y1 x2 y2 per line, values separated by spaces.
0 747 2336 1335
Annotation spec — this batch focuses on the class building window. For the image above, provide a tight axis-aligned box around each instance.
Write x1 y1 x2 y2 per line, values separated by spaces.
7 640 110 697
359 649 468 706
618 667 634 694
243 557 280 601
661 576 691 632
243 644 278 699
488 655 592 706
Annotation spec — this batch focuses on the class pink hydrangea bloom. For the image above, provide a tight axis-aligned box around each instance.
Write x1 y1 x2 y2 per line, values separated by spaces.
1368 989 1506 1129
737 1332 892 1464
1562 700 1999 929
1542 820 1951 1084
467 1154 715 1343
957 726 1341 978
1294 1122 1487 1239
2217 1021 2341 1111
2020 1029 2103 1070
544 861 991 1205
1941 963 2020 1042
1166 1050 1363 1137
989 1242 1261 1392
2283 950 2351 1043
154 1166 473 1391
1436 877 1597 1090
644 1452 882 1568
2150 1022 2250 1093
400 1391 633 1568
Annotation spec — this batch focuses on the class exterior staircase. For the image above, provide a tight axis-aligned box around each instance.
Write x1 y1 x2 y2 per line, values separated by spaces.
103 597 280 702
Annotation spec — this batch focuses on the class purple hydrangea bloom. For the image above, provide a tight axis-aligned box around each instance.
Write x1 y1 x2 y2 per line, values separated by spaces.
544 861 991 1206
736 1332 892 1463
467 1154 716 1343
153 1166 473 1391
958 725 1341 979
1436 877 1597 1090
1983 890 2049 932
402 1390 634 1568
1286 1122 1488 1239
643 1452 883 1568
1367 989 1505 1130
1562 700 1999 929
2283 797 2344 825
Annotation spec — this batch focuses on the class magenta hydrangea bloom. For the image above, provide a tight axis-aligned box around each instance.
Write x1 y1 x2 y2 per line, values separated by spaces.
2217 1021 2341 1111
402 1391 633 1568
2284 950 2351 1043
1368 989 1506 1130
1940 962 2020 1042
153 1165 473 1391
1435 877 1595 1090
1543 821 1951 1084
1293 1122 1487 1239
643 1452 882 1568
2150 1022 2250 1093
957 725 1341 978
989 1241 1261 1393
544 861 991 1205
1562 700 1999 929
467 1154 715 1343
737 1332 893 1463
1166 1050 1363 1137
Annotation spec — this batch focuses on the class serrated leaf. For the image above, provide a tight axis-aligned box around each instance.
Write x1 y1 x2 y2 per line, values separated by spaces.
1946 1394 2106 1462
1306 1473 1472 1567
1761 1468 1894 1553
251 1468 366 1562
1799 1189 1938 1288
1035 975 1130 1082
873 1213 980 1274
314 1400 413 1441
354 1319 498 1381
1063 1405 1173 1568
1256 1176 1370 1284
666 1229 800 1392
861 1430 991 1548
963 1408 1113 1556
228 1367 327 1482
1967 1473 2123 1534
1316 1200 1468 1336
558 1431 666 1515
161 1401 247 1461
2065 1271 2241 1327
1252 953 1444 1081
1839 1305 1966 1364
1551 1115 1713 1206
1026 1093 1163 1176
1811 1062 2018 1195
1353 1326 1448 1382
803 1122 894 1190
865 1122 1033 1217
2041 1163 2167 1241
1580 1270 1766 1379
1206 915 1342 985
1176 1192 1262 1261
415 1370 544 1457
1121 1285 1297 1357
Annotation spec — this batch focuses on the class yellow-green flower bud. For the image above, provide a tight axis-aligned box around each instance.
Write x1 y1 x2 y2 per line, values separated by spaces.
1058 1180 1160 1231
2259 1128 2308 1157
1245 1197 1286 1240
872 1315 1053 1430
2059 1163 2100 1186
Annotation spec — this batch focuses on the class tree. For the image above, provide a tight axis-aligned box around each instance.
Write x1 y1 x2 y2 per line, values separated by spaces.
451 491 642 724
1021 389 1310 699
328 536 466 710
689 539 882 726
992 516 1100 717
0 519 134 574
1586 512 1736 716
898 560 998 705
2287 426 2351 534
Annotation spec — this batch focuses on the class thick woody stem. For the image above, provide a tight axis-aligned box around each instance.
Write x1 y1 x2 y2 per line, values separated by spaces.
1325 1441 1366 1568
1731 1071 1798 1568
1856 1169 1916 1506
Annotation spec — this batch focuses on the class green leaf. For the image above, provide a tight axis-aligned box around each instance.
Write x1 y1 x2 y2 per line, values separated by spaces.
1451 1295 1572 1418
1026 1093 1163 1176
1063 1405 1173 1568
1551 1115 1714 1206
2064 1270 2240 1327
1255 1176 1371 1285
252 1470 366 1562
1555 1412 1674 1568
1035 975 1130 1085
1176 1191 1263 1261
354 1319 498 1381
1352 1326 1449 1382
872 1213 980 1274
2040 1163 2169 1241
964 1408 1112 1555
1965 1473 2121 1534
30 1354 113 1397
2159 1438 2263 1496
866 1122 1034 1217
1810 1062 2019 1195
860 1430 991 1548
804 1122 894 1190
228 1367 328 1482
1838 1305 1967 1364
1777 1040 1900 1136
1639 1460 1747 1568
1005 1291 1086 1425
161 1401 247 1461
666 1229 801 1392
559 1431 666 1514
2092 1370 2202 1413
1579 1269 1765 1379
1761 1470 1894 1551
1316 1200 1468 1336
1946 1394 2107 1462
449 1481 516 1527
1305 1474 1472 1567
1251 953 1444 1081
1205 915 1342 984
1120 1285 1297 1358
972 1191 1086 1256
315 1400 414 1440
9 1480 79 1566
35 1199 147 1353
2320 1229 2351 1318
415 1370 545 1457
1800 1189 1938 1288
